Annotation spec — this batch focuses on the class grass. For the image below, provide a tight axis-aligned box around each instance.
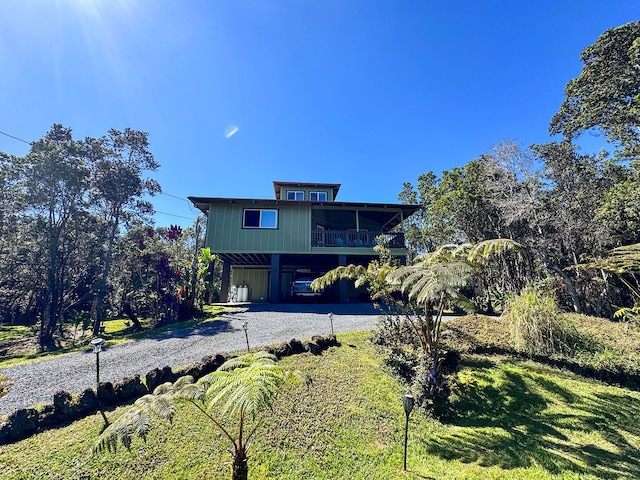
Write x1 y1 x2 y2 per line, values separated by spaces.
0 305 231 369
445 313 640 381
0 325 33 344
2 330 640 479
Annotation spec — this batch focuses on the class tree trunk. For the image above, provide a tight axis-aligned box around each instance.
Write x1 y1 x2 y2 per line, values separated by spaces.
123 302 142 331
546 263 583 314
231 449 248 480
93 214 120 336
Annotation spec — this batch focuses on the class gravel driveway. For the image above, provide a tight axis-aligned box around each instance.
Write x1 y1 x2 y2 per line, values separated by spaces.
0 304 379 416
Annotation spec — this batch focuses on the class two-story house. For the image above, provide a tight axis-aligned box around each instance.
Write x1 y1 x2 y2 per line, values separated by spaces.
189 181 419 304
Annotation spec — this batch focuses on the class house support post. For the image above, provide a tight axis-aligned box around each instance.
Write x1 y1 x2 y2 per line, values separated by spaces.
269 254 281 304
220 261 231 303
338 254 348 304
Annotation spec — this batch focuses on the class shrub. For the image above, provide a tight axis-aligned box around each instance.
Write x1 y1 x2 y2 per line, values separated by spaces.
504 286 579 356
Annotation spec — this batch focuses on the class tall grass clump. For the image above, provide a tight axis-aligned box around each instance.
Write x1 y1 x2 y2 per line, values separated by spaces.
504 286 578 356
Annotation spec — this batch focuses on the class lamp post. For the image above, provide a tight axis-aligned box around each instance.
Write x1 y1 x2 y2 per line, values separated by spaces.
90 338 105 393
402 393 414 471
242 322 250 352
328 312 334 335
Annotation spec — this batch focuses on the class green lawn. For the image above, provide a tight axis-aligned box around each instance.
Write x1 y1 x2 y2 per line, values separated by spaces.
0 325 32 344
1 330 639 479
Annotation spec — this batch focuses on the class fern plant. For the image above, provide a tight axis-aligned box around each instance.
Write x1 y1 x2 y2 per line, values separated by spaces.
93 351 301 480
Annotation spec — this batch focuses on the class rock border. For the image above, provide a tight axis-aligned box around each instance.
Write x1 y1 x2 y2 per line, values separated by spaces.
0 335 338 445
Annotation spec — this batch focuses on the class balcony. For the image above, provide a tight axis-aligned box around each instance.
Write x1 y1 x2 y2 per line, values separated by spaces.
311 230 405 249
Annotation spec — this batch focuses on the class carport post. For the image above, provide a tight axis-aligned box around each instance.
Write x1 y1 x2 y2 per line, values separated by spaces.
220 261 231 302
269 254 281 303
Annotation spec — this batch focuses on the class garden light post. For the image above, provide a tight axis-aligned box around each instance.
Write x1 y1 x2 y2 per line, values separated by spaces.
90 337 105 393
242 322 250 352
90 337 109 426
402 393 414 471
328 312 334 335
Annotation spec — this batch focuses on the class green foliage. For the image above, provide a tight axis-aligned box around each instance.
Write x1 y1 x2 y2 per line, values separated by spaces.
320 239 521 413
94 351 294 480
574 242 640 319
0 325 32 344
504 286 579 356
550 21 640 159
0 124 161 347
3 331 640 479
446 312 640 383
613 305 640 323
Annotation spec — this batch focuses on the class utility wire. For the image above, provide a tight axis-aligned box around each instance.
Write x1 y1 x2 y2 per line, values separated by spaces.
161 191 190 202
0 130 31 145
160 191 200 215
155 210 197 220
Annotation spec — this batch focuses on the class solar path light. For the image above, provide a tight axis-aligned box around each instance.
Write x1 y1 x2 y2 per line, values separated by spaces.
402 393 415 471
242 321 250 352
90 337 105 393
328 312 334 335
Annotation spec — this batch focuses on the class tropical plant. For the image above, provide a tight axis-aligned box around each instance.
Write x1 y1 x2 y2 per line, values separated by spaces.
573 243 640 322
388 239 523 401
314 239 522 411
93 351 301 480
197 246 218 306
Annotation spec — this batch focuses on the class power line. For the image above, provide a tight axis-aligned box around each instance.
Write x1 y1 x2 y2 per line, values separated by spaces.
155 210 197 221
160 191 200 215
0 130 31 145
160 191 190 202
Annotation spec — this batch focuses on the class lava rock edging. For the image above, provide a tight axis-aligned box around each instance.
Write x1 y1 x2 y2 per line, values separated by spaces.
0 334 338 445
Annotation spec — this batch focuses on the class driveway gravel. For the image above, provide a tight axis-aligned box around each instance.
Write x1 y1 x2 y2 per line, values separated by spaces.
0 304 379 416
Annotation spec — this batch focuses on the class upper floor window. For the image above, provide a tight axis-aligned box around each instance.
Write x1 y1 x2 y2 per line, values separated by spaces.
286 191 305 200
243 209 278 229
310 191 327 201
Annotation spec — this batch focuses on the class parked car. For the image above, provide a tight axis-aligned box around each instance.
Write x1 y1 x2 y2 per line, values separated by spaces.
291 277 324 302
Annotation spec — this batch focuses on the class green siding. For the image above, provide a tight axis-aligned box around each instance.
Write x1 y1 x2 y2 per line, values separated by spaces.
207 203 311 253
231 268 269 302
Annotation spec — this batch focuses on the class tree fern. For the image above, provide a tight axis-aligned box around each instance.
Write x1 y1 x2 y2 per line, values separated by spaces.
93 352 297 480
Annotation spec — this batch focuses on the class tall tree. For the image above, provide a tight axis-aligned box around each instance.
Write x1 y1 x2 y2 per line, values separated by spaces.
85 129 160 335
550 21 640 160
550 21 640 162
19 125 90 348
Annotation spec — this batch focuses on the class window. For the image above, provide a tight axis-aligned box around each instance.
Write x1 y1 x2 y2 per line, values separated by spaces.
310 191 327 201
286 190 304 200
243 209 278 229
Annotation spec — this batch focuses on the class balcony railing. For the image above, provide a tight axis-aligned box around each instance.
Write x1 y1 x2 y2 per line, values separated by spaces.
311 230 405 248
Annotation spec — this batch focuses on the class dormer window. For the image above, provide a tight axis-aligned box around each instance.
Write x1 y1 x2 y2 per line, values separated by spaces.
310 191 327 201
286 191 304 201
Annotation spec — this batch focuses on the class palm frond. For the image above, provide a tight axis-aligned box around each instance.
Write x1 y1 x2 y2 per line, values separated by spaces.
466 239 523 265
204 353 287 420
311 265 367 290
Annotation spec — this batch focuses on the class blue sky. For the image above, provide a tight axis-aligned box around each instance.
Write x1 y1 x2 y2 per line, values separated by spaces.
1 1 638 228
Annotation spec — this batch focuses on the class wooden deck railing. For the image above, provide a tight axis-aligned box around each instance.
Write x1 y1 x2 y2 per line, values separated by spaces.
311 231 405 248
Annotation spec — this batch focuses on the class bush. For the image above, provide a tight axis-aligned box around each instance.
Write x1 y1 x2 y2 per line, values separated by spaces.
504 286 579 356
